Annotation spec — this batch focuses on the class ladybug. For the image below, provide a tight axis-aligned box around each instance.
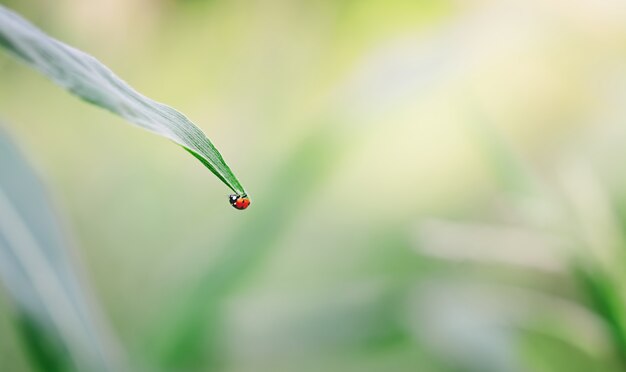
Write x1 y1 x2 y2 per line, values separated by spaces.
229 194 250 210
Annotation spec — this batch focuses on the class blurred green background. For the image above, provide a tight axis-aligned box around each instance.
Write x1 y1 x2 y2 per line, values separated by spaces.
3 0 626 371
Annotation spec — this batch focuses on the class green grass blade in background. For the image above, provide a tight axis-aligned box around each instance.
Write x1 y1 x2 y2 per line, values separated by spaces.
574 265 626 367
152 125 342 369
0 125 120 371
0 5 246 196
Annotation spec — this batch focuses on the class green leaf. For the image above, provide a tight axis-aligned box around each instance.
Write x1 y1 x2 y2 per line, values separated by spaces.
152 124 342 369
0 5 246 196
574 265 626 367
0 125 120 371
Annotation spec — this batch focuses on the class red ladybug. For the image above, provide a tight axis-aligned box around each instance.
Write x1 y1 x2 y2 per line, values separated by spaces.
229 194 250 210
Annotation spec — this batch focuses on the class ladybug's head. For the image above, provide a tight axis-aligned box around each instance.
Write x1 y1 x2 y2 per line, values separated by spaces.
229 194 250 210
229 194 239 205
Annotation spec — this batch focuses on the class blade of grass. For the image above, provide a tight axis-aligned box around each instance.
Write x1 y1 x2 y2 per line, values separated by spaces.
574 264 626 367
0 5 245 195
150 125 341 369
0 125 120 371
